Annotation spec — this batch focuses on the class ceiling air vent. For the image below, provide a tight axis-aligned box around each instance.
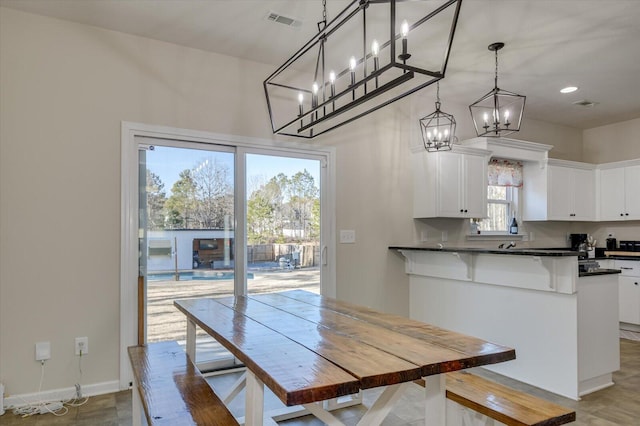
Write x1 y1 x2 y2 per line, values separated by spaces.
572 100 598 108
265 11 302 28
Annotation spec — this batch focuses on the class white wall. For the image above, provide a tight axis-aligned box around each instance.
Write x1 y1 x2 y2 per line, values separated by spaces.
583 117 640 164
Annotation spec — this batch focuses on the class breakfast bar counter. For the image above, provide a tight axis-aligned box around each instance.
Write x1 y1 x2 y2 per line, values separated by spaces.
391 246 620 400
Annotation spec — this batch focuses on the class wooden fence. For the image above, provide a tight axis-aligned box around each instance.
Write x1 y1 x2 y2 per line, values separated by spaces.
247 244 320 267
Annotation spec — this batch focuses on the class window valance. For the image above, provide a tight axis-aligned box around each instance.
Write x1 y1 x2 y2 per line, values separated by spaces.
488 158 523 187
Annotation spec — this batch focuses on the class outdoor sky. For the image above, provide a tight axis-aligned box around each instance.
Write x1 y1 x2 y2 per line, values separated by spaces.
146 145 321 195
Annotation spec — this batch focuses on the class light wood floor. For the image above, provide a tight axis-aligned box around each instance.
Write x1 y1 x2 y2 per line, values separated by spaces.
2 339 638 426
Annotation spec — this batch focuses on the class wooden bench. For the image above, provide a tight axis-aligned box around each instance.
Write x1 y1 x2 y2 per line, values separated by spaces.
445 371 576 426
128 341 239 426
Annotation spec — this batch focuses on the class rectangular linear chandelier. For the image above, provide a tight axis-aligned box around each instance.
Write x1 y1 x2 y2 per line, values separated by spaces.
264 0 463 139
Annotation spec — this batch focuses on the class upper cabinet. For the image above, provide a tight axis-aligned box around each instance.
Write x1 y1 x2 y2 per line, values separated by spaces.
524 160 596 221
412 147 490 219
598 161 640 221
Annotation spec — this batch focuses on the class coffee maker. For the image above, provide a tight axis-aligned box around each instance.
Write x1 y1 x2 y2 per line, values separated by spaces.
569 233 588 259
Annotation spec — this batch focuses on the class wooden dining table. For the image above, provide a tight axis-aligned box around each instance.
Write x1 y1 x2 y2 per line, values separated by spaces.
174 290 515 426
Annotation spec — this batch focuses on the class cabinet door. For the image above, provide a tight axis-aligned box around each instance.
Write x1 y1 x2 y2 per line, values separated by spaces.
624 165 640 219
572 168 595 220
547 166 573 220
463 154 488 218
436 153 464 217
619 277 640 325
599 168 626 221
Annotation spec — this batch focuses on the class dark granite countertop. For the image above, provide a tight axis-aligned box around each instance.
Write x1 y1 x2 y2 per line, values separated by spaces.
389 245 578 257
595 255 640 261
579 268 621 277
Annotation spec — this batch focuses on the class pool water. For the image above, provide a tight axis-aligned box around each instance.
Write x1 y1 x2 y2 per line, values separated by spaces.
147 271 253 281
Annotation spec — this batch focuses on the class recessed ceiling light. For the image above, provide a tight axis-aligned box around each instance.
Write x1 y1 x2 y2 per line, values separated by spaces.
560 86 578 94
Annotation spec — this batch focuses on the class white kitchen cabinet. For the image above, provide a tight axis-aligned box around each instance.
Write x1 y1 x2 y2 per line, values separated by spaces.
616 260 640 326
412 147 490 219
599 163 640 221
523 160 595 221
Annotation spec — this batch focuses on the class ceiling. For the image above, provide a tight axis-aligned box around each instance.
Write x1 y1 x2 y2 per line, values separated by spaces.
2 0 640 130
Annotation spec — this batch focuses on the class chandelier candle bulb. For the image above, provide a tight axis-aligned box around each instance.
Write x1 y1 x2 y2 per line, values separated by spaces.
349 56 357 100
399 20 412 63
311 83 318 108
349 56 356 85
329 71 336 97
372 40 380 88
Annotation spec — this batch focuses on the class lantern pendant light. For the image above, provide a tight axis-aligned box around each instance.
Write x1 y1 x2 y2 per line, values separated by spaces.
419 81 456 152
469 42 525 137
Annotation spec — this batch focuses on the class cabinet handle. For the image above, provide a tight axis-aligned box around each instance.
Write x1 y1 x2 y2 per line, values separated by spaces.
620 213 624 216
635 282 638 286
625 213 629 216
620 267 633 270
464 209 468 213
460 209 463 213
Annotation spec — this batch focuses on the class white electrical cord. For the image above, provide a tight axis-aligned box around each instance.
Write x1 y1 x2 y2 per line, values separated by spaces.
11 354 89 418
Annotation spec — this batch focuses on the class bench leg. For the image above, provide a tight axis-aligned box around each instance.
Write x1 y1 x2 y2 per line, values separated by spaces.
447 401 496 426
186 318 196 362
424 374 446 426
245 370 265 426
132 387 148 426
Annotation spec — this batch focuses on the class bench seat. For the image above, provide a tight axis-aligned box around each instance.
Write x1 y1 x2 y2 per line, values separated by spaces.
445 371 576 426
128 341 239 426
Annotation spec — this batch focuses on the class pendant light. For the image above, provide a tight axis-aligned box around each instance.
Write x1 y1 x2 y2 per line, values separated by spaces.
263 0 464 139
419 81 456 152
469 42 525 137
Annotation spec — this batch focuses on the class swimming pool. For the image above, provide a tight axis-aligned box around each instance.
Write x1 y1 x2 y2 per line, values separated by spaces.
147 271 253 281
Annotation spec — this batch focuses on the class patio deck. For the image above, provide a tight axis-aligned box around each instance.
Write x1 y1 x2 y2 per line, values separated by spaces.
147 267 320 343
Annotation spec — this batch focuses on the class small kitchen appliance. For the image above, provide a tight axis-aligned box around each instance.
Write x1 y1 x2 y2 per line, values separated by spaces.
606 236 617 250
569 233 588 259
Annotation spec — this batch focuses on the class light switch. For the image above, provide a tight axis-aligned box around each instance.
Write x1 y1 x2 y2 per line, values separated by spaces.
340 230 356 244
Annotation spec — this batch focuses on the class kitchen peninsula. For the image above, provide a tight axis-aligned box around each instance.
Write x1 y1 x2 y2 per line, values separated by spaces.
390 245 620 400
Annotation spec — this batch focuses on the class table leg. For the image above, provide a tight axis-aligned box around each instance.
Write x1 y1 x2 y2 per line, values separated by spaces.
186 318 196 362
356 382 409 425
245 370 265 426
424 374 446 426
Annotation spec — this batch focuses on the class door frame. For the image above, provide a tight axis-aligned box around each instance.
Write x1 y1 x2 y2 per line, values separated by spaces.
120 121 336 389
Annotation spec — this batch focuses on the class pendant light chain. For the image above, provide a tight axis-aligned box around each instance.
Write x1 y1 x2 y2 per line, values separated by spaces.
435 81 441 110
494 47 499 89
318 0 327 31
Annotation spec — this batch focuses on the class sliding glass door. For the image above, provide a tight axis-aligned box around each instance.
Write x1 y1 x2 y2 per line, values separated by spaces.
245 153 321 295
132 136 329 373
138 141 236 368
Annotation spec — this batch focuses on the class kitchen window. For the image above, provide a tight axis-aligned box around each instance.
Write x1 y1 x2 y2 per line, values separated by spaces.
473 159 522 233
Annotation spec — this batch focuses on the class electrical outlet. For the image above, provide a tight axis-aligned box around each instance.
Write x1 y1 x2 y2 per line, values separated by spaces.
339 230 356 244
442 231 448 242
35 341 51 361
75 337 88 355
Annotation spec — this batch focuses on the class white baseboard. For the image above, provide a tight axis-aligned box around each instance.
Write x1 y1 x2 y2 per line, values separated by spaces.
4 380 121 409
